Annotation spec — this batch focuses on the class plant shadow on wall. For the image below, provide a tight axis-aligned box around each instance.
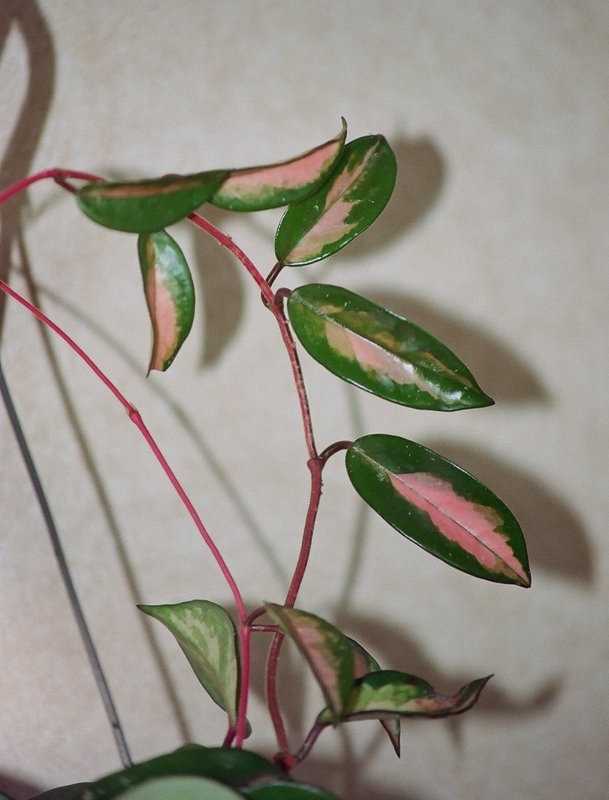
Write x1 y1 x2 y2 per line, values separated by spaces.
0 6 589 800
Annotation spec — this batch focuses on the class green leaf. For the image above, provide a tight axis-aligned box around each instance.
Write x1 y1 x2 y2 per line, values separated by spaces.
110 776 243 800
287 284 493 410
138 230 195 372
346 637 400 755
346 434 530 586
138 601 240 726
211 121 347 211
72 747 282 799
264 604 354 721
244 783 341 799
318 671 491 722
77 170 227 233
275 135 396 265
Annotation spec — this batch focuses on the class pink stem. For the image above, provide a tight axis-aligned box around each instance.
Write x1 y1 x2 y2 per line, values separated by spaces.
0 167 103 205
0 277 251 744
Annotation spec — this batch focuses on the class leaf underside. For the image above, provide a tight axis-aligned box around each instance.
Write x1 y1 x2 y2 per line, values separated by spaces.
346 434 530 586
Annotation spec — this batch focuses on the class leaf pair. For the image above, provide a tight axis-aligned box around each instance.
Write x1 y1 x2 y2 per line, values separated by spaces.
266 604 490 758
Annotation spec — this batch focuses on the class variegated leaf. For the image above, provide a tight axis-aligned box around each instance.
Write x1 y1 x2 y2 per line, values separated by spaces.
243 782 341 799
327 671 491 721
109 776 243 800
265 604 354 721
77 170 227 232
138 230 194 372
138 601 240 726
287 284 493 410
70 747 282 800
346 435 530 586
211 121 347 211
275 135 396 265
346 638 400 755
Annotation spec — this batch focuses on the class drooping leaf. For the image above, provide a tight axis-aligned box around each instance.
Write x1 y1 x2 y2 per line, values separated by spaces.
275 135 396 265
346 435 530 586
287 284 493 410
71 747 282 800
109 776 243 800
265 604 354 721
211 121 347 211
77 170 227 233
346 637 400 755
244 782 341 799
318 671 491 722
138 230 194 372
138 601 240 726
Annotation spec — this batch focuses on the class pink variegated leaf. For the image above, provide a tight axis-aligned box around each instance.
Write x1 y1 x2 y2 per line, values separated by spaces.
210 121 347 211
138 230 194 372
77 170 227 233
317 671 491 722
275 135 396 266
345 638 400 755
265 604 354 721
346 435 530 586
287 284 493 410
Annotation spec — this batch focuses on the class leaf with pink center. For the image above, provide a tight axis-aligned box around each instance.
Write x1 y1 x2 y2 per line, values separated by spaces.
287 284 493 410
265 604 354 721
274 135 396 265
210 121 347 211
138 230 194 372
346 434 530 586
77 170 227 233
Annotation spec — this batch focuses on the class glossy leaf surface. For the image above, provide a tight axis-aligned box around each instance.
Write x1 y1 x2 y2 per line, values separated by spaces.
265 604 354 720
346 435 530 586
275 135 396 265
139 601 240 725
111 776 243 800
244 783 340 799
72 747 282 799
211 121 346 211
138 230 194 372
287 284 493 410
318 671 491 722
346 637 400 755
77 170 227 232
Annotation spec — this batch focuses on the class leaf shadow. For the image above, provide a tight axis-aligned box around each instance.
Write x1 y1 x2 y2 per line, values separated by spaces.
424 439 593 585
332 133 446 261
189 206 246 367
359 290 548 405
0 0 55 338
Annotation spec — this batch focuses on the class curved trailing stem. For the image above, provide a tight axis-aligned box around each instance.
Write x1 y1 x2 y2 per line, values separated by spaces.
0 167 103 206
188 212 275 307
0 277 252 745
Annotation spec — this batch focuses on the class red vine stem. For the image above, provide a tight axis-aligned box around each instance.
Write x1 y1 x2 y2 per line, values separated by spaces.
0 276 251 746
0 167 103 205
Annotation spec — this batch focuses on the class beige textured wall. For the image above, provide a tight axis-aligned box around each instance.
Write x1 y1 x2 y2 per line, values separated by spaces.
1 2 608 798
